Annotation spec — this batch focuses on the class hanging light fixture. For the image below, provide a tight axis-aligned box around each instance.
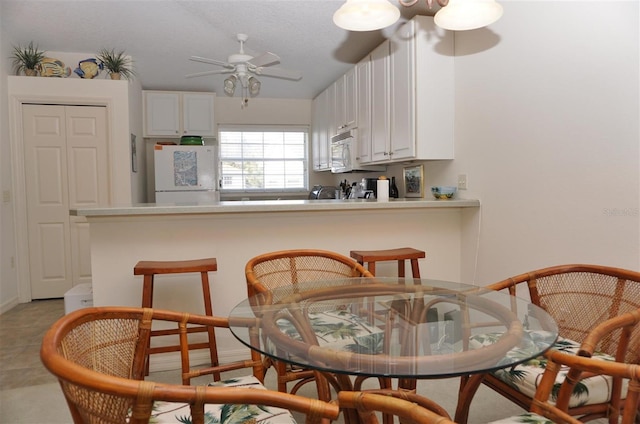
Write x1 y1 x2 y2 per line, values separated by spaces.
433 0 503 31
333 0 503 31
333 0 400 32
223 74 237 96
247 76 261 97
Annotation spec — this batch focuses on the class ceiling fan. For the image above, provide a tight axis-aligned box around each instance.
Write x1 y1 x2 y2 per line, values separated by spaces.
186 33 302 106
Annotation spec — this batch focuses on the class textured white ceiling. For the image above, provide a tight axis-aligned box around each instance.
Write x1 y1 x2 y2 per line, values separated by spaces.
3 0 432 99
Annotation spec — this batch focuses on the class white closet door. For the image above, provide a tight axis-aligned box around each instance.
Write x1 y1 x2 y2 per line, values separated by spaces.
23 104 108 299
65 106 109 287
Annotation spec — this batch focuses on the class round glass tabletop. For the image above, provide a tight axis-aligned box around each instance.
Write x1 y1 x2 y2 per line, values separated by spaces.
228 277 558 379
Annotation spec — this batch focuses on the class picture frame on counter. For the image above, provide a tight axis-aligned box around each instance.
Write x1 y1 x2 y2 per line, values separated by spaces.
403 164 424 198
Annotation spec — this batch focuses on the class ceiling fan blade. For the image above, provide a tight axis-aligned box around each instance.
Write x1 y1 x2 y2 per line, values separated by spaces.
255 67 303 81
185 69 235 79
189 56 234 68
248 52 280 68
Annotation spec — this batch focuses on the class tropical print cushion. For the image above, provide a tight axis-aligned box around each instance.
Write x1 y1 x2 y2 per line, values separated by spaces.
150 375 297 423
488 412 555 424
470 332 629 408
271 308 385 357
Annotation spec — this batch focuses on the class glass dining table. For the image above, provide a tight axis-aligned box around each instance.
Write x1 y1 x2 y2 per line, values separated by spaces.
228 277 558 424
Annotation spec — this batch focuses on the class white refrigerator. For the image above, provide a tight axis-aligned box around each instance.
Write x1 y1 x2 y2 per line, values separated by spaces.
154 144 219 203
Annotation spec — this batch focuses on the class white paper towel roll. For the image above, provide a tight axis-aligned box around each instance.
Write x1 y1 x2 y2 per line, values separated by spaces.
377 179 389 202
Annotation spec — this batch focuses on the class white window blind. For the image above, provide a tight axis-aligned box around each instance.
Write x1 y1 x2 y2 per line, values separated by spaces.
219 125 309 192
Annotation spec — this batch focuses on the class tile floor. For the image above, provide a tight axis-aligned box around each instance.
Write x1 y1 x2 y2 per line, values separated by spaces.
0 299 65 390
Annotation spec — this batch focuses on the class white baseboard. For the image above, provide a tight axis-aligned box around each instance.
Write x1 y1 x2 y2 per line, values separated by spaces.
148 348 251 373
0 297 20 315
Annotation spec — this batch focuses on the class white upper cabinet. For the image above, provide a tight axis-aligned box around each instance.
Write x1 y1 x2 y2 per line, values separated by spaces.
334 66 357 133
143 91 216 137
311 89 331 171
389 16 454 161
356 56 372 163
363 16 454 163
370 40 391 162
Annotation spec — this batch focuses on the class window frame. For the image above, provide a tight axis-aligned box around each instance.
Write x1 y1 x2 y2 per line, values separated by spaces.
218 124 310 195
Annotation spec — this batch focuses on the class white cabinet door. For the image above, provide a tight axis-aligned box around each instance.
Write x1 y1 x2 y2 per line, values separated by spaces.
334 77 345 133
311 89 330 171
326 83 337 140
370 40 391 162
144 92 181 136
356 57 372 163
144 91 216 137
182 93 216 136
344 66 357 130
389 20 416 161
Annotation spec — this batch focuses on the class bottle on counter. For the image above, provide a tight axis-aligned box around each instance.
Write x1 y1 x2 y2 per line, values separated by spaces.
390 176 399 198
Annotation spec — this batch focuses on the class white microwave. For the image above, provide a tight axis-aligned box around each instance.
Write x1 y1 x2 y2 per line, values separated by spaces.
330 130 386 174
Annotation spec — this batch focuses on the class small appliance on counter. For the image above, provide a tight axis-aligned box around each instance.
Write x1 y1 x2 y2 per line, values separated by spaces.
308 185 338 200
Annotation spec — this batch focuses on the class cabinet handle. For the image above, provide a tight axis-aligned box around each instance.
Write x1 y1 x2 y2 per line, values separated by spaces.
383 152 389 156
175 130 179 134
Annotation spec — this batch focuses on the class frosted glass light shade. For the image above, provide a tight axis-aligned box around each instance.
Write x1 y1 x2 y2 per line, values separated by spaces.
333 0 401 32
224 75 237 96
434 0 503 31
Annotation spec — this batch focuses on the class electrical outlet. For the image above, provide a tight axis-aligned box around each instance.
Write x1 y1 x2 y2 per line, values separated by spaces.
457 174 467 190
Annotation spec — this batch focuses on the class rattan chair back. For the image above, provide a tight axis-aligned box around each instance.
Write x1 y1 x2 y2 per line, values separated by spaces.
245 249 374 397
40 306 339 424
488 264 640 363
246 248 374 297
529 309 640 424
455 264 640 424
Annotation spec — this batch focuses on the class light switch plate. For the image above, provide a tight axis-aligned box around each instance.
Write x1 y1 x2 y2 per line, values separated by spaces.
457 174 467 190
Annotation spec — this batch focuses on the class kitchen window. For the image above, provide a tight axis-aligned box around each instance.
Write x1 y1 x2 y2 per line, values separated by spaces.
218 125 309 192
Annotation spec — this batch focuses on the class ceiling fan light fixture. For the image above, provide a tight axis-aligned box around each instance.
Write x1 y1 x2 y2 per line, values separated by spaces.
247 76 261 96
333 0 400 32
434 0 503 31
224 75 237 96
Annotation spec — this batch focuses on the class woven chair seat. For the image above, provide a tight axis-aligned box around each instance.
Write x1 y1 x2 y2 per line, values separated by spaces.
151 375 297 423
470 333 629 408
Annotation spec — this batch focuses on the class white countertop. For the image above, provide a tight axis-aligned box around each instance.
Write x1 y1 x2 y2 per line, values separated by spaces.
71 198 480 217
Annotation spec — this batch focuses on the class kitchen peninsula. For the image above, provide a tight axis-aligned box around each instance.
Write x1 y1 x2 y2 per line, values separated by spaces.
72 198 479 370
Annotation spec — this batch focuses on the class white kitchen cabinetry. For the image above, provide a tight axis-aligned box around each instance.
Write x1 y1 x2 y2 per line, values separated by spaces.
389 16 454 161
370 40 391 163
311 89 331 171
356 56 372 163
334 66 357 133
143 91 216 137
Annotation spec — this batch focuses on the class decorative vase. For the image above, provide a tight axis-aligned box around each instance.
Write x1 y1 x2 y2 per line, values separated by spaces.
24 69 37 77
110 72 121 80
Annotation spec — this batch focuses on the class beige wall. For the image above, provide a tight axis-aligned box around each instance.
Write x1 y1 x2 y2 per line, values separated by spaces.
0 10 19 312
446 1 639 283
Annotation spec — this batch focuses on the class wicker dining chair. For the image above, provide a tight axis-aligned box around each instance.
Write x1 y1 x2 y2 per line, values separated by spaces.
245 249 374 397
488 308 640 424
338 390 456 424
456 264 640 423
40 306 340 424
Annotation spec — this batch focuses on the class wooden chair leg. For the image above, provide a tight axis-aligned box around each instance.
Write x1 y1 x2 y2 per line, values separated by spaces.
200 271 220 381
410 258 421 278
397 259 405 278
454 373 486 424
